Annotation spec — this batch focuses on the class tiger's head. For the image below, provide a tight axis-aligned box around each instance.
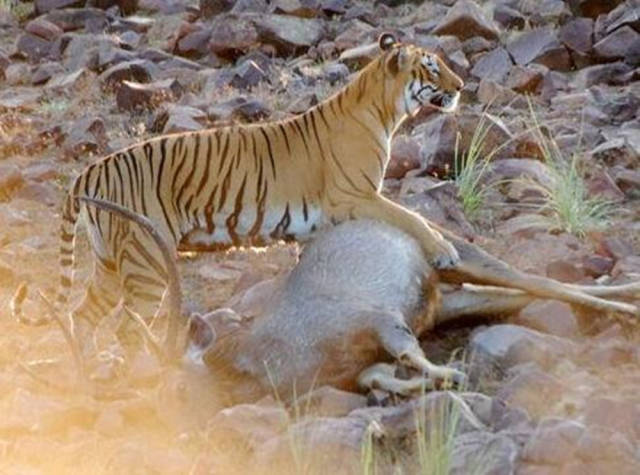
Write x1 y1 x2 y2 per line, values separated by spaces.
378 33 463 117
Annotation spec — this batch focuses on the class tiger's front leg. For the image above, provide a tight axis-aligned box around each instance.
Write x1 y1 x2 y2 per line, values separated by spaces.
330 193 460 269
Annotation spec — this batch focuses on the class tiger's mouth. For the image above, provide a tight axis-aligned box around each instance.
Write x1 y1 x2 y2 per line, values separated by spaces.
428 92 459 112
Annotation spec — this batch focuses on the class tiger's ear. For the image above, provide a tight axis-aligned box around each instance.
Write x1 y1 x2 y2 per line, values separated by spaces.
387 47 410 74
378 32 397 51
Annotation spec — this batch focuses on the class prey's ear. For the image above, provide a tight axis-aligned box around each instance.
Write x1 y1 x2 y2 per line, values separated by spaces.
378 32 397 51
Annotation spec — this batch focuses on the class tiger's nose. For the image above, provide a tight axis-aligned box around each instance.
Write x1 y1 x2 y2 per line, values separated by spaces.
454 77 463 92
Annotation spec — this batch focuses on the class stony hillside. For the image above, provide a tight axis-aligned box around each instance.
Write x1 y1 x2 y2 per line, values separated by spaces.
0 0 639 473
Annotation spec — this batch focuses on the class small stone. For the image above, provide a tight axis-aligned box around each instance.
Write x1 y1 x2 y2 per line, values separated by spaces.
505 65 545 93
559 17 594 55
567 0 624 19
387 135 422 179
573 61 633 88
208 14 259 58
546 259 586 283
116 78 184 111
516 300 579 337
582 255 614 277
432 0 500 41
231 60 267 89
493 4 525 30
470 47 513 82
31 62 65 85
25 17 64 41
154 105 207 134
254 14 325 55
15 33 52 62
99 59 155 89
593 26 640 62
507 27 571 71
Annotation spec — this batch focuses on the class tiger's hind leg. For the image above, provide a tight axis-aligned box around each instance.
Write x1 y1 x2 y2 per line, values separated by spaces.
71 259 122 356
115 231 169 352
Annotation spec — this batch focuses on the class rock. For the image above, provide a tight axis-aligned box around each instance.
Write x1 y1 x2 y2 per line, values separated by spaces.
450 432 519 475
254 14 325 55
522 418 585 465
470 47 513 82
559 17 594 55
31 62 66 85
14 182 58 207
25 17 64 41
545 259 586 283
567 0 624 19
272 0 323 18
528 0 572 26
231 59 268 89
35 0 84 15
611 255 640 279
469 324 576 372
417 113 512 176
116 78 184 111
507 27 571 71
41 7 109 32
175 24 211 59
597 236 634 260
586 168 625 201
45 68 94 91
296 386 367 418
0 165 25 201
15 33 52 62
573 61 633 87
593 26 640 61
626 36 640 65
63 115 107 155
208 14 259 59
612 166 640 194
207 402 289 450
4 63 32 86
515 300 579 337
200 0 235 18
0 88 42 110
386 135 422 179
583 397 640 441
432 0 500 41
255 416 368 473
582 254 614 277
539 70 570 102
99 59 155 89
207 96 271 123
504 65 545 93
153 105 207 134
493 4 525 30
477 78 518 105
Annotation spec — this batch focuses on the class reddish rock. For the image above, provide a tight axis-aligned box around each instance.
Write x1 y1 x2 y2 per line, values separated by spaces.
254 14 325 55
0 165 25 201
208 15 259 58
296 386 367 418
470 47 513 82
508 28 571 71
582 255 613 277
99 59 155 88
432 0 500 41
35 0 84 15
116 79 184 111
386 135 421 179
598 236 634 260
546 259 586 283
593 26 640 62
573 61 633 88
493 4 525 30
25 17 64 41
522 418 585 465
15 33 52 62
505 65 545 93
516 300 579 337
567 0 624 19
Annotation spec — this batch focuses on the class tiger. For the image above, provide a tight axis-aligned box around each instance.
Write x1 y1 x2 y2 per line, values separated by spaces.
13 32 465 340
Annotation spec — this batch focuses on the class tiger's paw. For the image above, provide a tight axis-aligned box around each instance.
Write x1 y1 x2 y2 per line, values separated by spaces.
428 237 460 269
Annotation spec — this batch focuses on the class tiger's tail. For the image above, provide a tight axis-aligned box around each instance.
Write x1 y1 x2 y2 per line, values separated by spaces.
10 186 81 326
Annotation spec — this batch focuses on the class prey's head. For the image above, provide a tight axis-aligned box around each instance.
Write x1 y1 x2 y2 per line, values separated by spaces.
378 33 463 116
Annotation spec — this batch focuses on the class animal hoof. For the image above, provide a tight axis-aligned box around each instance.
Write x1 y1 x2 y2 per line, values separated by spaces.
430 243 460 270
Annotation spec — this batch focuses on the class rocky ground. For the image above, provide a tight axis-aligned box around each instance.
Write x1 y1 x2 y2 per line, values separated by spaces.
0 0 639 473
